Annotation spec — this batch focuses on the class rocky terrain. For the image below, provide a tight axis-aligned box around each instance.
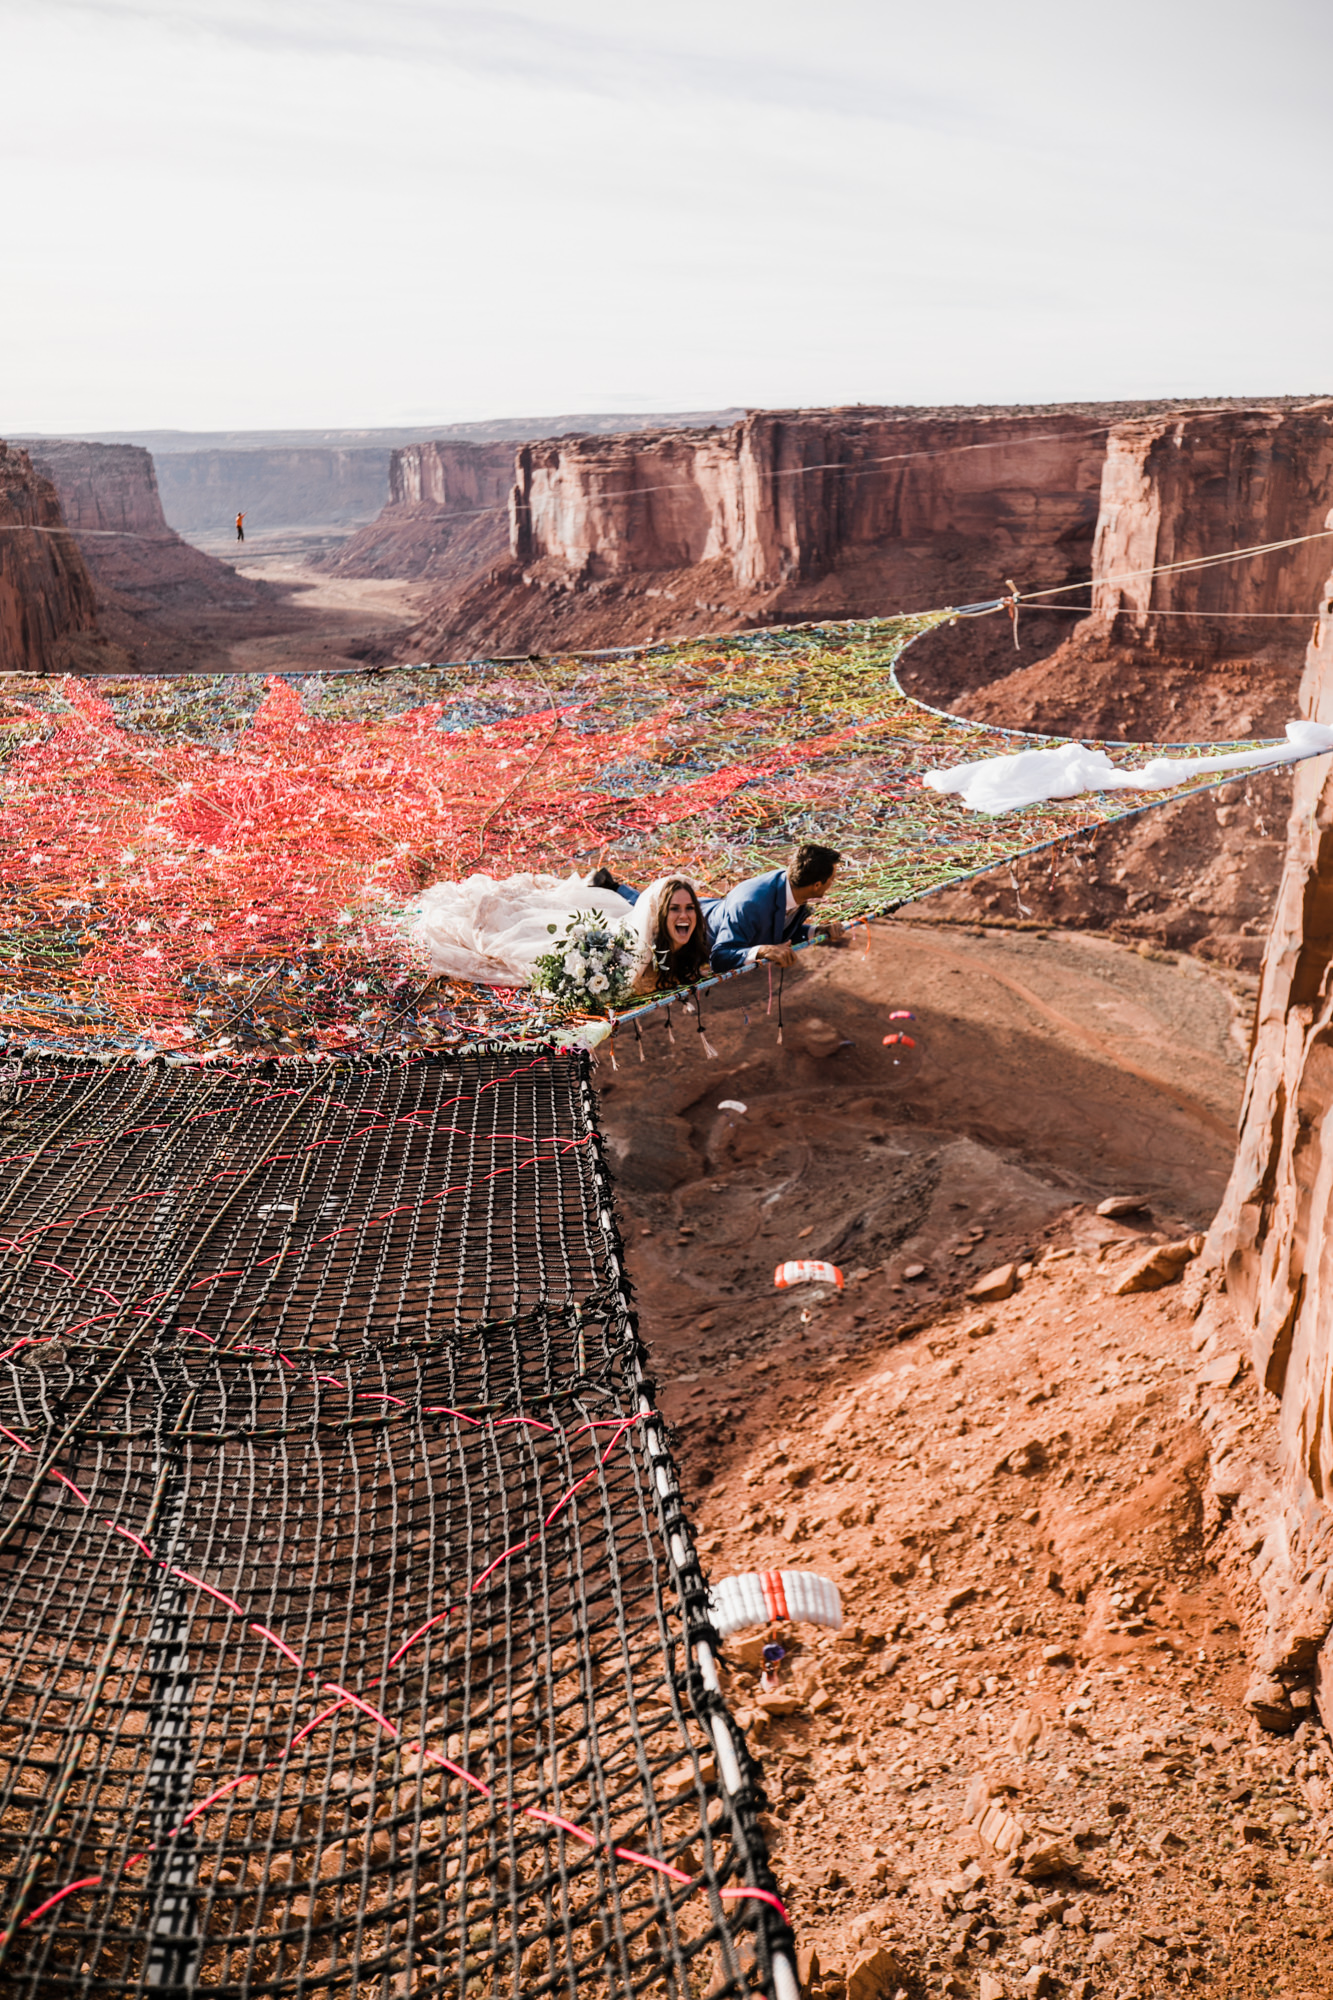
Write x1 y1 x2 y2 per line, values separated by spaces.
19 439 306 674
399 403 1116 661
0 443 98 674
317 439 516 583
890 405 1333 974
327 396 1327 667
67 411 740 546
594 923 1333 1998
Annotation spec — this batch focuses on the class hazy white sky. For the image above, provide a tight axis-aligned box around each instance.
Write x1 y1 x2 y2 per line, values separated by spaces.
3 0 1331 430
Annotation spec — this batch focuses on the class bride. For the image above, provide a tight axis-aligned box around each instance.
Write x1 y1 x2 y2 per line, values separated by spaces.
411 869 712 996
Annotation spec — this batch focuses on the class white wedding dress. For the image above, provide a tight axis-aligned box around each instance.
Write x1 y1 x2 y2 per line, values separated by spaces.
410 872 640 988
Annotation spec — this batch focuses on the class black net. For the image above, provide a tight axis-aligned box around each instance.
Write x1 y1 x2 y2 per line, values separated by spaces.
0 1049 789 1998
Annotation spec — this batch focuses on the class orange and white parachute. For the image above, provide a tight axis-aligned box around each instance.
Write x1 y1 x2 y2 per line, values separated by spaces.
708 1568 844 1638
773 1259 843 1290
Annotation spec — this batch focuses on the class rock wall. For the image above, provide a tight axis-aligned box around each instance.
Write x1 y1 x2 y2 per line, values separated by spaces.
23 441 284 672
903 406 1333 975
324 442 515 582
0 444 97 673
511 407 1107 602
404 396 1329 665
1086 406 1333 663
25 439 169 538
1202 537 1333 1725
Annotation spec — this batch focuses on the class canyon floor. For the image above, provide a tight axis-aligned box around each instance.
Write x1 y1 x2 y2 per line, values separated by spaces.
225 539 425 674
596 923 1333 2000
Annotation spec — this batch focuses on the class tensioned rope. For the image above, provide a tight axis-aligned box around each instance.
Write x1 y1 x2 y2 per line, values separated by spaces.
9 401 1330 543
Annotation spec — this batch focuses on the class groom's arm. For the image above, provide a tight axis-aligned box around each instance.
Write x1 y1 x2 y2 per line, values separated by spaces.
707 883 778 971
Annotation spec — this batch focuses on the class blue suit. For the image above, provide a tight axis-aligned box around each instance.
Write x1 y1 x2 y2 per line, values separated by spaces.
703 869 810 973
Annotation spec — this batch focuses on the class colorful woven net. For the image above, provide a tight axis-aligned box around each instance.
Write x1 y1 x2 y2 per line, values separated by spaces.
0 618 1291 1057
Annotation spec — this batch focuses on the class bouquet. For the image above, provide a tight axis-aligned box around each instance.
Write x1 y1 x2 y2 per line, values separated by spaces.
531 911 637 1016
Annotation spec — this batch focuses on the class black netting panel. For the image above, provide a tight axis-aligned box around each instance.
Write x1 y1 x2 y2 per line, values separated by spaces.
0 1051 789 1998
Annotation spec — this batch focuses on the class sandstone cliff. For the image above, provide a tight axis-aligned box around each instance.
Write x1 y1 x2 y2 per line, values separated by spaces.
23 441 289 672
1202 540 1333 1727
0 444 97 673
1089 406 1333 658
511 407 1104 598
321 441 515 582
905 405 1333 972
396 396 1323 669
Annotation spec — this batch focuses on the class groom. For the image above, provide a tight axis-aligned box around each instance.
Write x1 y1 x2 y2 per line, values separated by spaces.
704 842 845 972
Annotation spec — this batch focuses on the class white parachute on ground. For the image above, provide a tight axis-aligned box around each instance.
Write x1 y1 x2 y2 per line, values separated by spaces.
708 1568 844 1637
774 1259 843 1290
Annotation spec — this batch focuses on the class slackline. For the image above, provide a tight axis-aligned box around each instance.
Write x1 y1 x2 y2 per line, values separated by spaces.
0 617 1325 1059
0 1047 789 1998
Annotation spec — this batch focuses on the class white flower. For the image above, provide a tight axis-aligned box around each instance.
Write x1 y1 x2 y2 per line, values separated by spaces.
588 972 609 993
569 925 587 945
564 952 586 979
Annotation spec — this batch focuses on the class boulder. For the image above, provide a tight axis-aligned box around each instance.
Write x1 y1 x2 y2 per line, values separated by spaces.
1195 1350 1244 1389
1245 1672 1297 1733
1111 1236 1203 1295
1096 1193 1150 1217
969 1263 1018 1303
845 1945 902 2000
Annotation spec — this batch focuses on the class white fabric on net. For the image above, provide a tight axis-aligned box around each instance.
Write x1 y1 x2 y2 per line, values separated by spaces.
409 870 703 991
410 873 637 987
924 720 1333 818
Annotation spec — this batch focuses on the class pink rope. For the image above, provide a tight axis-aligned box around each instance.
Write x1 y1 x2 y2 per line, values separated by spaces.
721 1887 790 1920
524 1806 597 1844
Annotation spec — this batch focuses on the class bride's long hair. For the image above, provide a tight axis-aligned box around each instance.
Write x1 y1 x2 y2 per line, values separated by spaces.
635 877 710 989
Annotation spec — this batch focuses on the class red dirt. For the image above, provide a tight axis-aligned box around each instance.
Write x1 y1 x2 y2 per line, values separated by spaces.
597 926 1333 1999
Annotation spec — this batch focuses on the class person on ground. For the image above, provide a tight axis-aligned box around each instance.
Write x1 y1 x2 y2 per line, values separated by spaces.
628 877 711 993
410 864 711 997
704 842 845 972
235 511 245 542
588 862 638 906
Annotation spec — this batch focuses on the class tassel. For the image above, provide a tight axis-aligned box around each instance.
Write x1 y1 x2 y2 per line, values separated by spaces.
696 988 718 1059
634 1020 645 1062
776 965 785 1046
766 964 774 1016
608 1041 618 1070
665 1004 676 1044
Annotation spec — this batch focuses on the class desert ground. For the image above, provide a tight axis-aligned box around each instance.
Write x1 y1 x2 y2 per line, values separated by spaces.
595 920 1333 2000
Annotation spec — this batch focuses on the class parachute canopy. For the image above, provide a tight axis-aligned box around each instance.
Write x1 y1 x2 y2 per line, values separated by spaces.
709 1569 845 1638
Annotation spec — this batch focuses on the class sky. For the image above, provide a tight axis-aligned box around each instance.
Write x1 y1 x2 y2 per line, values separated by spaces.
3 0 1332 431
